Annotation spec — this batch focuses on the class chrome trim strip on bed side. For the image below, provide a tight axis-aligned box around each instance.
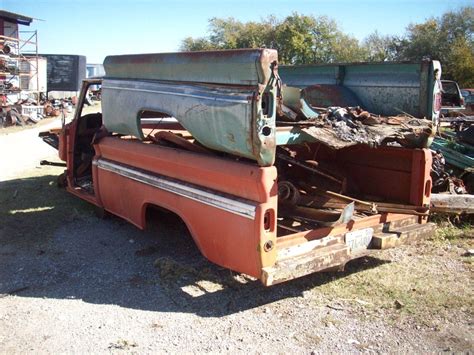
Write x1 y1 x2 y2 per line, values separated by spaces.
101 85 250 104
94 158 257 219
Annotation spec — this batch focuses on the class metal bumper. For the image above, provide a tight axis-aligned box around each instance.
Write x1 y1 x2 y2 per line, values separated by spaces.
261 216 436 286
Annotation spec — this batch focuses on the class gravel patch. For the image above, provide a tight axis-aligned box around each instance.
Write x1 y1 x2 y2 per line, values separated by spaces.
0 124 472 353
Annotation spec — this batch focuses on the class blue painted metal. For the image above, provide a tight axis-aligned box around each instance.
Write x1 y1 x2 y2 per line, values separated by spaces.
276 127 318 146
279 60 442 121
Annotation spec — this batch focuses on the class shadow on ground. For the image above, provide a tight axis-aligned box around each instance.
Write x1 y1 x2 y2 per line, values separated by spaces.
0 174 390 317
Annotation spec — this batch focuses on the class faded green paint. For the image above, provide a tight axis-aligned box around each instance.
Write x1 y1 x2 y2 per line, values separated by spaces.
279 60 442 121
431 137 474 171
102 49 279 166
281 86 319 119
104 49 277 86
276 127 318 145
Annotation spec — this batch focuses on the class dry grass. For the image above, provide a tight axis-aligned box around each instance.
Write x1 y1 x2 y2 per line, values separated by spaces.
309 222 473 324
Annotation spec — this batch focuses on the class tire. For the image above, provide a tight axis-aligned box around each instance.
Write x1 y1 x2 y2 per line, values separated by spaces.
57 172 67 188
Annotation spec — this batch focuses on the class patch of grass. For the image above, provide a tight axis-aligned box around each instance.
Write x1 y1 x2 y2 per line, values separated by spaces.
0 167 93 246
434 222 473 242
308 229 473 324
428 218 474 254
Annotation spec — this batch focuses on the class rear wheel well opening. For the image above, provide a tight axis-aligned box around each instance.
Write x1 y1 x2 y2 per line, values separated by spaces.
142 203 199 251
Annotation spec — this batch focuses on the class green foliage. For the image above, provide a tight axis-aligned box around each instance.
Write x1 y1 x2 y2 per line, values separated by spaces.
180 37 215 51
395 7 474 87
446 36 474 87
180 13 365 65
400 19 442 60
362 31 399 61
180 7 474 86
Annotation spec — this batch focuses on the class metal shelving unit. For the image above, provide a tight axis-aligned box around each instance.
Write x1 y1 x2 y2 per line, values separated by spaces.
0 30 40 101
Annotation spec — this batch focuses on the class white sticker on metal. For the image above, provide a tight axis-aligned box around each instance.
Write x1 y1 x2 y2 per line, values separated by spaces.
345 228 374 251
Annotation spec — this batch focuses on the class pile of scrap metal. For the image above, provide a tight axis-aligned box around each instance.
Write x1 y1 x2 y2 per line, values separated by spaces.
0 97 74 127
431 122 474 193
430 150 468 194
428 115 474 214
273 144 433 233
98 51 461 224
276 85 434 150
277 85 474 215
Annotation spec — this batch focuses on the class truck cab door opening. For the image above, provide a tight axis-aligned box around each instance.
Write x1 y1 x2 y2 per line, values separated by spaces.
71 81 102 194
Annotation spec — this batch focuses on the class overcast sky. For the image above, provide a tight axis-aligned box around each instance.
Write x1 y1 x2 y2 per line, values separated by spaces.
4 0 472 63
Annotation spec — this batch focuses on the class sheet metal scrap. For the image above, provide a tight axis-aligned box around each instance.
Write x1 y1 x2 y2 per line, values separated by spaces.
431 150 468 194
278 180 355 227
102 49 280 167
279 86 319 121
317 106 434 148
276 100 434 150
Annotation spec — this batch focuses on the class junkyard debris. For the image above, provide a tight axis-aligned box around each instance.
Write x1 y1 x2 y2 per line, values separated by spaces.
430 193 474 214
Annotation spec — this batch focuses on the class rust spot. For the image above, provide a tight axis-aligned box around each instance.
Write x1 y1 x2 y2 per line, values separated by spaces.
227 133 236 143
108 49 278 65
303 84 360 108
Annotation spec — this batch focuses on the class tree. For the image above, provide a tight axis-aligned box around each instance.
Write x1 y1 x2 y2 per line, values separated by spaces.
179 7 474 86
395 6 474 86
447 36 474 87
273 13 322 64
332 33 367 62
401 19 443 60
180 13 366 64
180 37 215 51
362 31 399 61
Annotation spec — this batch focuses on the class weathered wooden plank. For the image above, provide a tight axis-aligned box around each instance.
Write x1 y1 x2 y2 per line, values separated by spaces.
430 193 474 214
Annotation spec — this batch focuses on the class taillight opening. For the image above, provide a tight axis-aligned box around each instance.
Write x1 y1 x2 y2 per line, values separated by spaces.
263 209 275 232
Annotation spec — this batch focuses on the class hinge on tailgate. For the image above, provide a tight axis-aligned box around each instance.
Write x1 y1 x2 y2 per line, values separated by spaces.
269 60 283 115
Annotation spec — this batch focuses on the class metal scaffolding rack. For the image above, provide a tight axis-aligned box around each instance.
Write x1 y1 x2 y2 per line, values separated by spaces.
0 29 40 101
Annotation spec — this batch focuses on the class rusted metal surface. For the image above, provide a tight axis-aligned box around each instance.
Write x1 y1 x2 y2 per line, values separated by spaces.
276 150 343 185
305 198 429 216
303 84 360 108
104 49 278 86
279 60 442 121
262 220 436 286
102 49 279 166
275 110 434 150
280 202 355 227
261 242 349 286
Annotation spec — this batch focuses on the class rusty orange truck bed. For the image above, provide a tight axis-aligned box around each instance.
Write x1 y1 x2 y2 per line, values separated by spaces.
42 49 437 285
89 137 434 285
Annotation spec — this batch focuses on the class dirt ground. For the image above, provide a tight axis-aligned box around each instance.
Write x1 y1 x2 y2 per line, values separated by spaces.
0 120 473 353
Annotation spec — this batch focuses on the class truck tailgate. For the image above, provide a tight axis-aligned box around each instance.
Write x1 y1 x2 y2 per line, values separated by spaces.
263 214 435 286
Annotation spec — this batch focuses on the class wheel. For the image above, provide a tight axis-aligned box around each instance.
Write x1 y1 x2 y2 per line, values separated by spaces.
57 172 67 188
